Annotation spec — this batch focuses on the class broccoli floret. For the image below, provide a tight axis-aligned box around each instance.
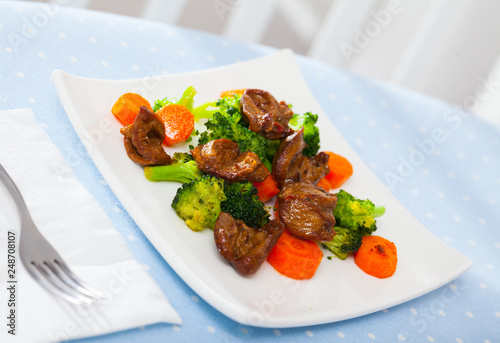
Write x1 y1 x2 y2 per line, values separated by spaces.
144 152 202 183
322 190 385 260
171 175 226 232
153 86 196 112
197 98 269 165
192 94 242 121
288 112 320 157
221 181 270 228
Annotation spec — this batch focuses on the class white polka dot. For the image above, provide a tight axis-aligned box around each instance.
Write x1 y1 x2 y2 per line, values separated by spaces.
315 72 324 79
328 93 337 100
453 215 461 223
369 162 378 170
341 115 349 122
462 194 470 202
422 168 431 175
485 339 492 343
113 206 121 213
355 139 363 146
337 331 345 338
341 76 349 82
368 332 376 339
482 155 491 163
472 174 480 182
380 100 388 107
101 61 109 67
58 32 66 38
457 152 466 159
486 264 494 270
241 327 249 335
479 218 486 225
466 311 474 318
131 64 139 71
438 310 446 316
127 234 135 241
89 37 97 43
495 311 500 318
150 46 157 52
467 133 476 141
70 56 77 63
427 336 435 342
305 330 313 337
410 308 418 315
108 21 115 26
469 239 476 246
5 47 13 53
447 172 455 179
120 41 128 47
367 119 376 126
487 197 496 205
16 72 24 78
207 55 215 62
382 142 390 149
77 16 85 22
38 52 45 58
427 213 435 219
355 96 363 103
418 126 427 134
178 50 186 57
494 242 500 249
191 295 199 302
172 324 180 332
437 191 445 198
398 333 406 341
411 189 419 196
207 326 215 333
28 97 36 103
456 338 464 343
393 123 402 130
274 329 281 336
221 39 229 46
137 25 144 31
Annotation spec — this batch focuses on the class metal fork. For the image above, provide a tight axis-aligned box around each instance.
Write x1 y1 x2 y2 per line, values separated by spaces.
0 163 104 305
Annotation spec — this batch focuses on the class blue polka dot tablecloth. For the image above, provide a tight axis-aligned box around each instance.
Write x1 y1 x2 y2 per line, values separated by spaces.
1 2 500 342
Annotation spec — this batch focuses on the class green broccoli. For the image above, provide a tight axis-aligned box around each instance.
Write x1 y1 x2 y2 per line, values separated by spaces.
144 152 202 183
322 190 385 260
153 86 196 112
171 175 226 232
196 98 270 168
192 94 242 121
288 112 320 157
221 181 270 228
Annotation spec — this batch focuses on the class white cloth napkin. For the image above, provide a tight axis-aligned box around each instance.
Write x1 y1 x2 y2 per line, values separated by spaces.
0 109 181 343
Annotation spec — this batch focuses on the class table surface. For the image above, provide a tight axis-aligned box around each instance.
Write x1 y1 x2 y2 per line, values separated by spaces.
1 2 499 342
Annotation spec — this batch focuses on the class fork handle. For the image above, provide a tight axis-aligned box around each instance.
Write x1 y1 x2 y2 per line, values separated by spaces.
0 163 31 219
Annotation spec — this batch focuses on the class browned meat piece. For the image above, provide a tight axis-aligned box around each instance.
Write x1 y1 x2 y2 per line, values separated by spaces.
214 212 284 275
272 128 329 188
120 106 173 166
191 139 269 183
278 180 337 242
240 89 293 140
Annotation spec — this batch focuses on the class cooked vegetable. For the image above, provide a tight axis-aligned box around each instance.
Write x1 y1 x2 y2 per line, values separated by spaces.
267 230 324 280
354 235 397 278
318 152 353 191
144 152 202 183
153 86 196 112
288 112 320 157
192 93 242 121
112 93 153 126
322 190 385 260
221 181 270 229
252 173 279 203
155 104 194 146
220 89 246 98
171 175 226 231
197 98 271 169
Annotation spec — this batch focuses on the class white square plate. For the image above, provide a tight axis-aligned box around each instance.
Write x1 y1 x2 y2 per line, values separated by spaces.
53 49 472 328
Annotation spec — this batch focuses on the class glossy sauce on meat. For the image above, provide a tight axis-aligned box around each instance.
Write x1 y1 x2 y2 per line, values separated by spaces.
191 138 269 182
272 128 329 188
120 106 173 166
278 180 337 242
240 89 293 140
214 212 285 275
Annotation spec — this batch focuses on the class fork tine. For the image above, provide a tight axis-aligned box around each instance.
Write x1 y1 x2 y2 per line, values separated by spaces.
32 262 94 305
51 260 105 301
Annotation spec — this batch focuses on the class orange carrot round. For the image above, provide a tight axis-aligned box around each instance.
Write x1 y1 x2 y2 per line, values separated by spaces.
111 93 153 126
220 89 246 98
155 104 195 146
319 151 353 191
252 174 279 203
354 236 397 279
267 230 323 280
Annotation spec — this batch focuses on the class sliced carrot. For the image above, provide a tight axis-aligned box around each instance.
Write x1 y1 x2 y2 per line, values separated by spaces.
155 104 194 146
354 236 397 279
319 151 353 190
267 230 323 280
220 89 246 98
252 174 279 203
111 93 153 126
